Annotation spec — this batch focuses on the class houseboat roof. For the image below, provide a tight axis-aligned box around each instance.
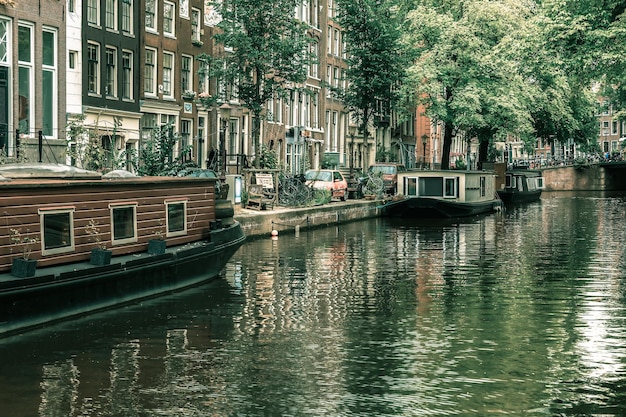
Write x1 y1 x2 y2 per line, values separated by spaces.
0 163 102 180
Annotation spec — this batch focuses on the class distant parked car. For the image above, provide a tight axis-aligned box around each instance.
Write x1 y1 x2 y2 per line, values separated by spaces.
305 169 348 201
368 163 406 194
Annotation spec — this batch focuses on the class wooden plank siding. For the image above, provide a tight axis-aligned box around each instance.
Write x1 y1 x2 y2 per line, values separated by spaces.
0 177 217 272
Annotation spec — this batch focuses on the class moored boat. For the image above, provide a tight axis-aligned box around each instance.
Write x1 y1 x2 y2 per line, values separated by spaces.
0 164 245 337
381 169 502 218
496 169 544 204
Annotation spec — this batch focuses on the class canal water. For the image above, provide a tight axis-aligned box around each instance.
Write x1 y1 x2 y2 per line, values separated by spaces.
1 193 626 416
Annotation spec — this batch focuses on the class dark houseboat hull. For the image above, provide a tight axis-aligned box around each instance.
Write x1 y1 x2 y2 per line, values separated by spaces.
382 197 502 218
0 223 245 337
497 189 542 204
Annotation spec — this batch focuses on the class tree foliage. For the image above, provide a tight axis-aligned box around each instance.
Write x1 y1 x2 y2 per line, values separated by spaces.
198 0 313 168
138 124 196 176
335 0 408 138
402 0 615 167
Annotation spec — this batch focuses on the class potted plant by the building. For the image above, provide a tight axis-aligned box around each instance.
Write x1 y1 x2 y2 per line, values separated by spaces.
148 221 167 255
85 219 112 266
9 228 39 278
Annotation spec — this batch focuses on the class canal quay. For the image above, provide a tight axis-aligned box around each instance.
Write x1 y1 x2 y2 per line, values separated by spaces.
235 198 383 239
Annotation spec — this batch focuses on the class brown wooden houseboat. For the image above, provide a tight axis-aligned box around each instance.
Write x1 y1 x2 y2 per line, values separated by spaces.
0 164 245 337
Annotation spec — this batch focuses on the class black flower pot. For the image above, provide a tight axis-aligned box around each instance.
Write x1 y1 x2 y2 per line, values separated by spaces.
90 248 112 266
11 258 37 278
148 239 167 255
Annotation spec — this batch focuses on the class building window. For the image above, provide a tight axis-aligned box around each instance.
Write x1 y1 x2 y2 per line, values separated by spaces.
198 59 209 94
121 0 133 34
181 55 192 94
163 52 174 97
87 42 100 94
42 28 57 137
165 199 187 237
68 50 77 69
309 41 318 78
105 0 117 30
180 119 192 159
105 46 117 97
191 8 201 41
163 1 175 37
326 65 331 97
110 203 137 245
87 0 99 26
68 0 75 13
327 26 332 54
122 50 133 99
39 208 75 256
18 23 33 136
144 48 156 95
146 0 157 31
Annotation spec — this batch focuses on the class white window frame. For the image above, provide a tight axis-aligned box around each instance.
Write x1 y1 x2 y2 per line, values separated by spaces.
105 46 117 98
105 0 118 31
146 0 158 32
163 1 176 37
87 0 100 26
18 22 34 137
121 0 134 34
38 207 76 256
87 42 100 95
109 203 138 245
191 8 201 42
165 199 188 237
181 54 193 94
144 47 157 96
42 27 57 138
163 51 174 98
121 50 133 100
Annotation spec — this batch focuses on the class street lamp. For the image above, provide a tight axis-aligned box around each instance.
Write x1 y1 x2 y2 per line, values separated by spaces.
348 125 357 181
421 134 428 170
219 102 232 179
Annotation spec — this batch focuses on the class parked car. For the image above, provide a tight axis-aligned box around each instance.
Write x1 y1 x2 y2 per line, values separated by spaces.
305 169 348 201
368 163 406 195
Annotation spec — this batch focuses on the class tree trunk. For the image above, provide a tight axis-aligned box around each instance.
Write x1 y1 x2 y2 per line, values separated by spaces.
441 120 453 170
252 115 261 168
478 139 489 169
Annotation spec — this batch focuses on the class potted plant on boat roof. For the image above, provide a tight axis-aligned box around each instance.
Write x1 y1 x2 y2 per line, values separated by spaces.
148 219 167 255
9 228 39 278
85 219 112 266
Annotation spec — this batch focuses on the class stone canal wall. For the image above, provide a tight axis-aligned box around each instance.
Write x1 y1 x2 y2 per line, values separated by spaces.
542 165 605 191
235 200 382 239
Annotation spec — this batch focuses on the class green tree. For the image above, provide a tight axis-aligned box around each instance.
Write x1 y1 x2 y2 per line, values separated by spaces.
402 0 538 168
198 0 313 168
336 0 408 154
138 124 196 176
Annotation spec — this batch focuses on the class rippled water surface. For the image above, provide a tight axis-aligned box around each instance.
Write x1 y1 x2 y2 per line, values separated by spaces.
1 193 626 416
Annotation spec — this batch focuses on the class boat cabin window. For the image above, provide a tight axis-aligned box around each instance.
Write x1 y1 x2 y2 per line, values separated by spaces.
166 199 187 237
404 177 417 196
535 177 545 189
109 203 137 245
404 176 458 198
444 177 457 198
505 174 513 188
39 208 75 256
480 176 486 197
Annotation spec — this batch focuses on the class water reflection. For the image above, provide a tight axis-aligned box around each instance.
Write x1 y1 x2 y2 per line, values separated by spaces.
1 194 626 416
